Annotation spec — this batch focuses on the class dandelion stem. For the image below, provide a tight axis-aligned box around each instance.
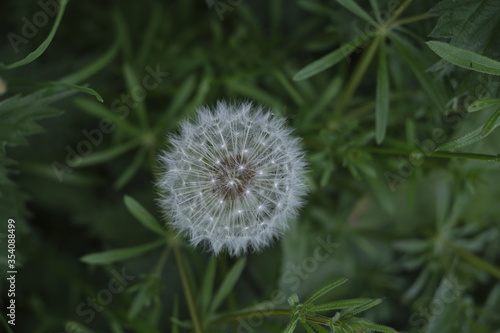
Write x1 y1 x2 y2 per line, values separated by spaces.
173 244 204 333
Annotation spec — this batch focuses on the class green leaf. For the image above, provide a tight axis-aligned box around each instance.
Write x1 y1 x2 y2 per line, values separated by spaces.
210 257 247 313
427 41 500 75
429 0 500 59
60 41 119 84
113 148 147 189
170 297 180 333
49 82 103 102
154 75 196 133
294 36 372 81
437 112 500 151
123 64 148 128
311 298 374 312
304 278 348 305
124 195 166 236
75 139 141 167
481 107 500 136
375 40 389 144
282 317 299 333
362 322 397 333
200 258 217 316
468 98 500 112
0 0 69 69
73 98 141 136
335 0 374 23
80 240 164 264
393 239 429 253
390 34 447 112
342 298 382 316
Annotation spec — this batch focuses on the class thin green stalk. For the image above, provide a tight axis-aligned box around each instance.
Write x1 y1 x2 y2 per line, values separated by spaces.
173 244 204 333
153 243 171 277
393 13 433 27
363 147 500 162
445 241 500 280
385 0 414 27
213 309 332 326
332 37 381 121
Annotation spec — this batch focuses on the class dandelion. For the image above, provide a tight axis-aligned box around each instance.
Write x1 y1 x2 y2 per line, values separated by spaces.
157 101 307 256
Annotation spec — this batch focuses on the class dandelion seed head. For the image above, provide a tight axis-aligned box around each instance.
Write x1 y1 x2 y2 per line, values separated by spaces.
157 101 308 256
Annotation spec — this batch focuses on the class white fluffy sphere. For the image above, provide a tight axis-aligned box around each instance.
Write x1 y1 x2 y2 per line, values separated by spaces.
157 101 307 256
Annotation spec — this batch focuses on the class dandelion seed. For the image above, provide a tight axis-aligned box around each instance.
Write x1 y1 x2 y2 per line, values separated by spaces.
157 100 308 256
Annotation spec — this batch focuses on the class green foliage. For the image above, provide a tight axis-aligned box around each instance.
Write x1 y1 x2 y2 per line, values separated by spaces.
2 0 500 332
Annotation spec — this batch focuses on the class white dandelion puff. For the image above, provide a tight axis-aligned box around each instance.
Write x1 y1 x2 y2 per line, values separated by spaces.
157 101 308 256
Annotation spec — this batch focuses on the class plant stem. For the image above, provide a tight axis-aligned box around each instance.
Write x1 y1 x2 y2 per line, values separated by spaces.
332 37 381 122
385 0 414 27
363 147 500 162
393 13 433 27
445 241 500 280
153 243 171 277
173 243 204 333
213 309 332 326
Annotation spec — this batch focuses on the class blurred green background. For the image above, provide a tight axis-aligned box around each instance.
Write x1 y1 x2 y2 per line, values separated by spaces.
1 0 500 332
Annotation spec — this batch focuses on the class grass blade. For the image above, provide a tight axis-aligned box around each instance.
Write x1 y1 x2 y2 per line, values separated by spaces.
375 40 389 144
74 98 141 136
294 36 372 81
60 41 119 84
304 278 348 305
0 0 69 69
210 257 247 314
123 64 148 129
200 257 217 316
75 139 141 167
312 298 374 312
81 239 164 264
335 0 374 23
124 195 166 236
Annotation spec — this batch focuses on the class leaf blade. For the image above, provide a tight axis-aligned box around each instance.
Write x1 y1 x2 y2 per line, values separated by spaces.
304 278 348 305
124 195 166 236
294 37 372 81
335 0 374 23
0 0 69 69
80 240 164 264
427 41 500 75
210 257 247 314
375 40 389 144
468 98 500 112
